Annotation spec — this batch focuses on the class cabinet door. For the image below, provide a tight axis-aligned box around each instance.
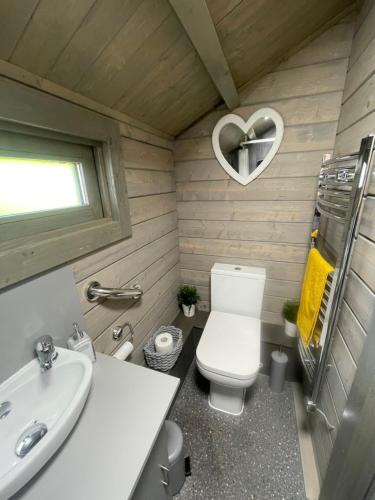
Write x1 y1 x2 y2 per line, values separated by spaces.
131 425 171 500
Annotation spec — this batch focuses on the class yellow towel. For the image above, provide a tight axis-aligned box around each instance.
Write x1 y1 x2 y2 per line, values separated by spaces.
297 248 334 347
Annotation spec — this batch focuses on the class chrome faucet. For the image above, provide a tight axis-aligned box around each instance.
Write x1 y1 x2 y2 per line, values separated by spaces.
35 335 58 371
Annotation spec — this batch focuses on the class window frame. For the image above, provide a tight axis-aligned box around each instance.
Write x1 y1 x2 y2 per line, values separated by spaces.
0 76 131 289
0 129 104 238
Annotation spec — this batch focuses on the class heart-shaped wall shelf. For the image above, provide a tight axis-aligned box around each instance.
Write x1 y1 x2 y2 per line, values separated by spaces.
212 107 284 186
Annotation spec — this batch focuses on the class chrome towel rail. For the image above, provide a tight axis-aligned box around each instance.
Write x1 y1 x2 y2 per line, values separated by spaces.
298 272 334 385
302 135 375 415
318 198 348 211
317 188 351 200
86 281 143 302
316 205 347 223
316 154 358 223
321 153 359 166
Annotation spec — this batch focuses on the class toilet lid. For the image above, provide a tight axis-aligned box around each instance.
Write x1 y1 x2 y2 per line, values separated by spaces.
196 311 260 380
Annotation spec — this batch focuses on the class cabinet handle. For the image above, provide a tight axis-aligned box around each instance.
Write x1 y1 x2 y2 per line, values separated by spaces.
159 464 170 486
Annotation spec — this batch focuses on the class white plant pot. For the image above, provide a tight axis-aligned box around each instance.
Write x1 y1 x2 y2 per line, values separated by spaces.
284 319 298 338
182 304 195 317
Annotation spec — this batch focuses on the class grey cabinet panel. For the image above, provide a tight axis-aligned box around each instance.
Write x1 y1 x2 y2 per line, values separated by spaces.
132 425 171 500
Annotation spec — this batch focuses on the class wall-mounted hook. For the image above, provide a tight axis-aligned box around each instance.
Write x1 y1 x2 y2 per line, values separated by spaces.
112 322 135 343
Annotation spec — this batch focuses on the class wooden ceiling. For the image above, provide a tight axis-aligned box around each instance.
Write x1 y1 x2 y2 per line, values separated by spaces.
0 0 354 136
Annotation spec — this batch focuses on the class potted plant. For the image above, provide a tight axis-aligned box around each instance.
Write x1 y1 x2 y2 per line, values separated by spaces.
177 285 200 317
282 300 300 337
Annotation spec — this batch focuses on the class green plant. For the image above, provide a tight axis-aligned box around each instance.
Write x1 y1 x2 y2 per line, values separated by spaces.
282 300 300 324
177 285 200 308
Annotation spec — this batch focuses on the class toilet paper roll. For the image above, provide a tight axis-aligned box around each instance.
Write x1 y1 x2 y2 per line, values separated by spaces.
113 341 134 361
155 332 173 354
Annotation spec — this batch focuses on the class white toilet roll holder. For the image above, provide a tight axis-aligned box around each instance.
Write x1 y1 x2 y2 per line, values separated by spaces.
112 322 134 343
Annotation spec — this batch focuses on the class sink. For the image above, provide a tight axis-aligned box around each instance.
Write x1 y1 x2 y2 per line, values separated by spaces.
0 347 93 498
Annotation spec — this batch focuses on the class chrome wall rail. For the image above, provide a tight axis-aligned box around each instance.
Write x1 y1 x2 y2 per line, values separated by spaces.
301 135 375 413
86 281 143 302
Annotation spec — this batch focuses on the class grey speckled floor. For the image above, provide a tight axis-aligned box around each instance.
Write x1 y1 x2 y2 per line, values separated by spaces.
170 361 305 500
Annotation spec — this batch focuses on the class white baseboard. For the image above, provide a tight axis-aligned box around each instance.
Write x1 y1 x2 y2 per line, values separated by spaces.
292 382 320 500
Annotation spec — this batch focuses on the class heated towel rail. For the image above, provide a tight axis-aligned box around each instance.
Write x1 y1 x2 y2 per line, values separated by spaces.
300 135 375 414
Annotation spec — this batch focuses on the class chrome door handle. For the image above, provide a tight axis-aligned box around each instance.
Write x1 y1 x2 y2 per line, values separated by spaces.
159 464 170 486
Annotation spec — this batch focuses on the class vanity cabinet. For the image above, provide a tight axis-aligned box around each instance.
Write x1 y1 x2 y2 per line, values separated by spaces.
12 355 179 500
131 425 171 500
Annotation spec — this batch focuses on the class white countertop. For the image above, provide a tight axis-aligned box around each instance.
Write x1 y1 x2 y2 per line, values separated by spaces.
12 354 179 500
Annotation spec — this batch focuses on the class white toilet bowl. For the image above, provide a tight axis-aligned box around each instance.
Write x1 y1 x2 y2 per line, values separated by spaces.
196 263 265 416
196 311 261 415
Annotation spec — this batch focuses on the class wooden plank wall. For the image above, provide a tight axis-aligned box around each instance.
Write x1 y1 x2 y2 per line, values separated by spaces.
70 134 180 365
0 72 182 366
309 0 375 482
174 19 354 326
0 78 179 365
0 54 180 367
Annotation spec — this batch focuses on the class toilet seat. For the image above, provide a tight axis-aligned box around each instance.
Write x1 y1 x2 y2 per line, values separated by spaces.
196 311 260 382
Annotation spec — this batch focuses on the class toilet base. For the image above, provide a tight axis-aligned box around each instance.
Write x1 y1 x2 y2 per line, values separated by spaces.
209 382 245 416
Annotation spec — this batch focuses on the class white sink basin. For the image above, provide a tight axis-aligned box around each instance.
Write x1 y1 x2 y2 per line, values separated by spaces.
0 347 93 498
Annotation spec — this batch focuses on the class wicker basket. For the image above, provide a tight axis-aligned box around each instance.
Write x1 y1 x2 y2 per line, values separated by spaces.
143 325 183 372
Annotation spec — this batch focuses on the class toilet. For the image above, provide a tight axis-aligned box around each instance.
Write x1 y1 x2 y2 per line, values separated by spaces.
196 263 266 415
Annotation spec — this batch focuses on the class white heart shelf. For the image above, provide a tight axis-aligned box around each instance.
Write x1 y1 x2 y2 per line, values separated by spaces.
211 107 284 186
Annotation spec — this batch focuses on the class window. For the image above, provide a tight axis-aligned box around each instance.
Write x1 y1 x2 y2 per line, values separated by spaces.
0 157 87 215
0 131 103 242
0 76 131 289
